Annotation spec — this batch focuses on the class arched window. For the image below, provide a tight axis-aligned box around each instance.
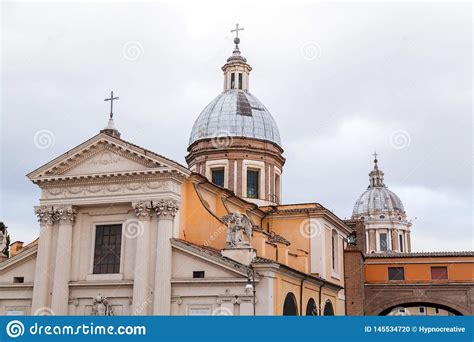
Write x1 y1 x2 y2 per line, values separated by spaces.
323 300 334 316
283 292 298 316
305 298 318 316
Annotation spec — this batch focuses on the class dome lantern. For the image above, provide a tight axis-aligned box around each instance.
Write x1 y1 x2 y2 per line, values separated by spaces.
222 23 252 92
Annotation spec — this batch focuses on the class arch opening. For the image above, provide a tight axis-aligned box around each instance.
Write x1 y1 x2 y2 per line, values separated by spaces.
380 302 463 316
305 298 317 316
283 292 298 316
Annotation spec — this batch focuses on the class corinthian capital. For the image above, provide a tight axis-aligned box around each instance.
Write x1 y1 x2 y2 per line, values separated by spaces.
55 206 77 223
34 206 56 225
154 200 179 218
133 201 153 218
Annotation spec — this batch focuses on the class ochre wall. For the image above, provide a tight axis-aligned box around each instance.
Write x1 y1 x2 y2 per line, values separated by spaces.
365 257 474 283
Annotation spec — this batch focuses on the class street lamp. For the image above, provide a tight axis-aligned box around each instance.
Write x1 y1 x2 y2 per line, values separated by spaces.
246 268 256 316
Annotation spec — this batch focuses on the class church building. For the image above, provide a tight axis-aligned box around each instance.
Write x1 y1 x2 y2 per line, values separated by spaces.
0 27 351 316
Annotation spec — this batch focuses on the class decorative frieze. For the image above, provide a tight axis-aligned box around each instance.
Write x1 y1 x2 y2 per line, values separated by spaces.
42 180 180 200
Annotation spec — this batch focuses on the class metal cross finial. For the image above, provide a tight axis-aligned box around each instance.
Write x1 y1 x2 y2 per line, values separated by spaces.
104 91 119 119
231 23 244 39
372 151 378 160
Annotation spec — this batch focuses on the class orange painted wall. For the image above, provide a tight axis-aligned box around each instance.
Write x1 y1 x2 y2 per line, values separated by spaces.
365 257 474 283
179 180 227 250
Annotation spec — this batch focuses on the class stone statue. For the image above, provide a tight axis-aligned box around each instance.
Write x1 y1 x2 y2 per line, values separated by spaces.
92 295 114 316
221 212 253 248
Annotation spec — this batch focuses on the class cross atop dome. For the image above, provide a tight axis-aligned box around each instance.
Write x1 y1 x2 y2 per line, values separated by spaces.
231 23 244 48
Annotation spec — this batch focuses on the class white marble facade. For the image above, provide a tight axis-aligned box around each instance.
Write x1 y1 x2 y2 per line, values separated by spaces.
0 133 270 316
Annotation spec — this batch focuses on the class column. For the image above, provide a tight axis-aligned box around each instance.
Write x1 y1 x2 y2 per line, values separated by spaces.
31 206 56 313
368 229 376 252
152 200 179 315
407 231 412 252
131 201 153 315
392 229 399 252
51 206 76 315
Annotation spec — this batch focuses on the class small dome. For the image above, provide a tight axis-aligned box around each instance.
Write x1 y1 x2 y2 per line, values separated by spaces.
352 156 406 218
188 89 281 146
352 187 405 218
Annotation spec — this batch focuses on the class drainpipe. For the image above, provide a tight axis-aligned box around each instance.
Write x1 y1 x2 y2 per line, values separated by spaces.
318 283 325 316
300 275 308 316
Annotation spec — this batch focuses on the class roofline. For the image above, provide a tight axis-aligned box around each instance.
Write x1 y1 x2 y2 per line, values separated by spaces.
27 132 191 180
366 251 474 258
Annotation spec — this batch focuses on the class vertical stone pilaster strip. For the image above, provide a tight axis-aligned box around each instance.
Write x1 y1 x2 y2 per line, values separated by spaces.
31 206 56 313
152 200 179 315
131 201 153 315
51 206 76 315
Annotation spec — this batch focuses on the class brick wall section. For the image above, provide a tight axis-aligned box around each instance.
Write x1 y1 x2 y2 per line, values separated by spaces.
343 220 366 316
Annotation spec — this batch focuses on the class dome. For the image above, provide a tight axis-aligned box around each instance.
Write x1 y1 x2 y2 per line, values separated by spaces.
352 155 406 218
352 187 405 218
188 89 281 146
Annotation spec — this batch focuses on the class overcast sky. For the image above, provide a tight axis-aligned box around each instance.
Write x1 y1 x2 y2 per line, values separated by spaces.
1 1 472 251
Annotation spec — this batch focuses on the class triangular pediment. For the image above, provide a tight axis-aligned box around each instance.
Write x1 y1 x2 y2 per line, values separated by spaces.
27 133 190 182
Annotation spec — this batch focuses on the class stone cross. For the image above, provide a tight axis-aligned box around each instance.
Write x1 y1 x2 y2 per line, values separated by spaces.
104 91 119 119
231 23 244 39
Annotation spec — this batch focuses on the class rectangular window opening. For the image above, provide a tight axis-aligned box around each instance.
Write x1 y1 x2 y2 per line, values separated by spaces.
399 234 404 252
380 233 388 251
93 224 122 274
193 271 205 279
211 168 225 187
246 169 259 199
231 73 235 89
238 73 243 89
13 277 24 283
388 267 405 281
431 266 448 280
